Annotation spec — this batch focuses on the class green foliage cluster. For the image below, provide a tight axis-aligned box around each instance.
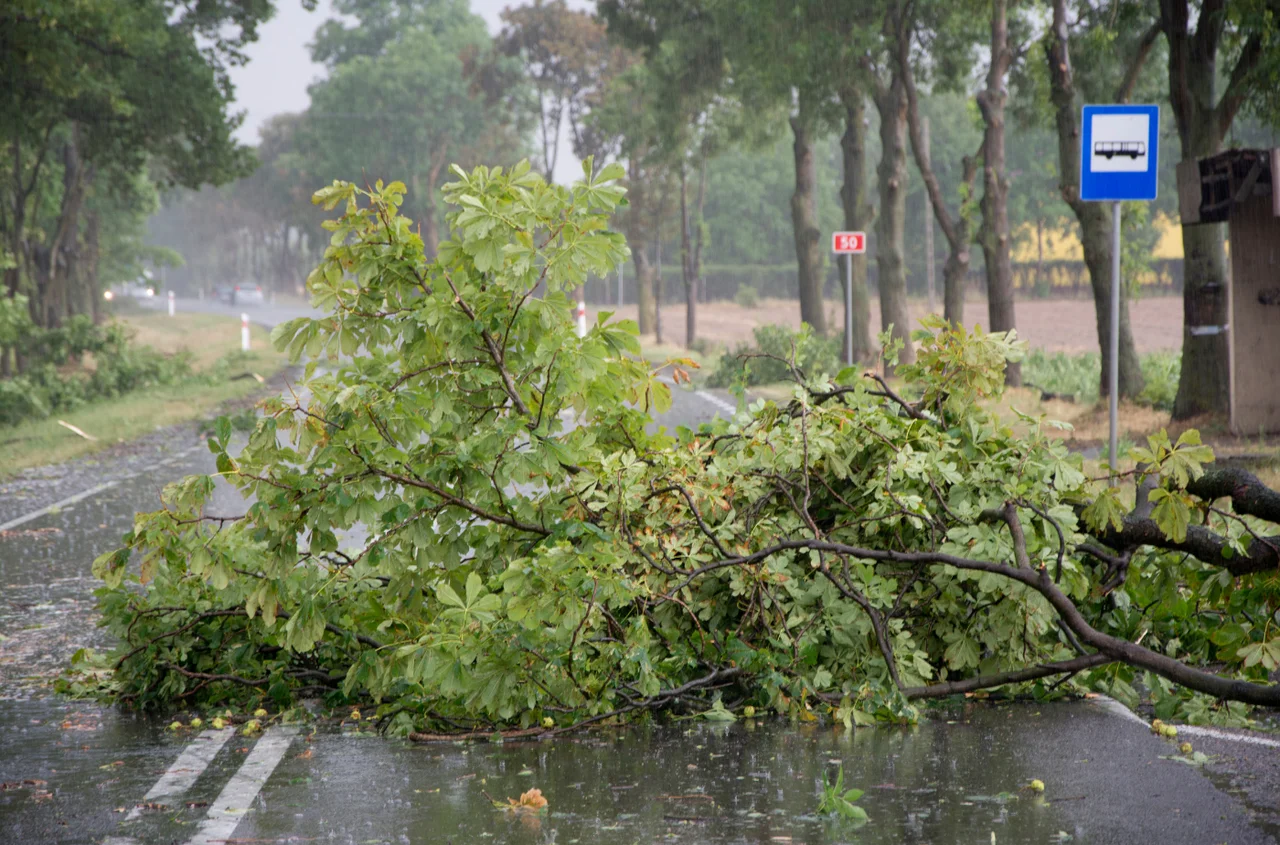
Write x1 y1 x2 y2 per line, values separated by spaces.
706 324 841 388
733 283 760 308
0 306 193 427
1022 349 1182 410
67 165 1280 735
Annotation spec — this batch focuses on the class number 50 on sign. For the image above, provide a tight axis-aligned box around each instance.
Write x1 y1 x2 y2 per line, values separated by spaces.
832 232 866 254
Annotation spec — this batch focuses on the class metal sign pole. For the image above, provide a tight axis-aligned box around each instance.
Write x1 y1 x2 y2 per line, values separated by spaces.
1109 200 1121 486
845 254 854 367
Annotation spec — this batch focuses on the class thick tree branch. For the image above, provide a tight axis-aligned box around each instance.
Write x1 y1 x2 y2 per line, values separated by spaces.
1113 23 1163 103
902 653 1113 699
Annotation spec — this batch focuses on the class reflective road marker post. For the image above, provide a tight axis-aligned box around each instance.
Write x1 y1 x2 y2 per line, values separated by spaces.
168 290 175 317
241 313 251 352
1080 104 1159 485
832 231 867 367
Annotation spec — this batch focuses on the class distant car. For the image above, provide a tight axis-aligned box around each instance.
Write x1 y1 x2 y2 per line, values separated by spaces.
107 282 155 300
215 284 266 306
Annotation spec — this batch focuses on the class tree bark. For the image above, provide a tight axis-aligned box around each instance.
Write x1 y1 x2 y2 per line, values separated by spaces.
976 0 1019 385
838 87 875 361
1046 0 1145 398
85 211 102 325
679 164 696 347
897 24 977 329
1158 0 1260 419
872 46 915 369
627 157 655 335
790 90 826 335
33 130 89 329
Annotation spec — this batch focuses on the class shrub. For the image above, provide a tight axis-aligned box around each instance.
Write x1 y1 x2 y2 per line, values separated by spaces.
733 283 760 308
707 323 841 387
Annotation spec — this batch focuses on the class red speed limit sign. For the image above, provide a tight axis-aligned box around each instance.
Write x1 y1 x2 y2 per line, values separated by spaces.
832 231 866 254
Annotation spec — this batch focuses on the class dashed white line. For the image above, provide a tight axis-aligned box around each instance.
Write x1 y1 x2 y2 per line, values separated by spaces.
184 725 298 845
0 481 119 533
0 445 204 533
124 727 235 820
694 389 738 416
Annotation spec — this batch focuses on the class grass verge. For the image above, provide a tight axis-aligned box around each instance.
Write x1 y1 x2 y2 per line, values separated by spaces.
0 312 284 478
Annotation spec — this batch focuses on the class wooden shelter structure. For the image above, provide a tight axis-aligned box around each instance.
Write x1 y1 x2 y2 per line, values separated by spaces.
1177 149 1280 435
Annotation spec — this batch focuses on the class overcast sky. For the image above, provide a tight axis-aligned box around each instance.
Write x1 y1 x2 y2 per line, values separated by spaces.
227 0 591 182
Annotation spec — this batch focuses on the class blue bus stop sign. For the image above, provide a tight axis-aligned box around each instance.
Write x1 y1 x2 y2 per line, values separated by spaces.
1080 104 1160 201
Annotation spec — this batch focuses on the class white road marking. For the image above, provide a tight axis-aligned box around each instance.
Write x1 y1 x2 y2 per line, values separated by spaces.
0 481 118 533
0 445 204 533
1094 694 1280 749
657 377 739 417
694 389 738 416
124 727 235 820
184 726 298 845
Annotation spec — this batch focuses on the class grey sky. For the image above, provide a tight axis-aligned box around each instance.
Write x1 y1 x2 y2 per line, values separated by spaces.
227 0 592 182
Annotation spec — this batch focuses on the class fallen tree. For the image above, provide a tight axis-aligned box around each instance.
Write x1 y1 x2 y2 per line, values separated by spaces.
67 162 1280 735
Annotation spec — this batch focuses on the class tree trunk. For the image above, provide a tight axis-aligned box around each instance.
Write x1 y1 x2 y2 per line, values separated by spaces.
654 236 664 345
790 92 826 334
627 158 655 335
873 64 915 368
679 164 696 348
839 87 875 361
897 22 977 329
86 211 102 325
976 0 1019 385
1159 0 1255 419
1046 0 1145 399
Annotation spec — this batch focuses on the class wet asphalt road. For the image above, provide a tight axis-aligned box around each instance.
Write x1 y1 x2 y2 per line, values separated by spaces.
2 299 1279 844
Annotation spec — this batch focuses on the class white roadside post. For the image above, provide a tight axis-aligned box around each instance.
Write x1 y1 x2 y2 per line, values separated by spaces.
576 297 587 338
1079 104 1159 485
832 231 867 367
167 290 175 317
241 313 251 352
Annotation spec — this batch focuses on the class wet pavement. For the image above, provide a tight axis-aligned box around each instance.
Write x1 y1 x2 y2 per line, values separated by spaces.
2 300 1279 843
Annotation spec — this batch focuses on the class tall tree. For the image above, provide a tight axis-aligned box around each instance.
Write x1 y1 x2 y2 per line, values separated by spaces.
895 1 982 328
1 0 275 342
1043 0 1154 398
498 0 634 179
302 8 529 255
868 2 917 367
1158 0 1278 418
975 0 1023 385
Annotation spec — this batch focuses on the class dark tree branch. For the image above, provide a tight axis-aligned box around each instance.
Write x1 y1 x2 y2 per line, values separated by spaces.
902 653 1113 698
1113 23 1162 103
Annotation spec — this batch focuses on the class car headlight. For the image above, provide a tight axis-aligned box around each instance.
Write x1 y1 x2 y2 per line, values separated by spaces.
146 288 155 296
103 290 114 300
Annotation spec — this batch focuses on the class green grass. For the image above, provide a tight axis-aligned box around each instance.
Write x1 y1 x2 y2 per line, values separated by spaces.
0 313 283 478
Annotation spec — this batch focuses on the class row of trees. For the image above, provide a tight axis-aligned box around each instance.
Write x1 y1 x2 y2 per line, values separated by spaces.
0 0 287 372
589 0 1280 415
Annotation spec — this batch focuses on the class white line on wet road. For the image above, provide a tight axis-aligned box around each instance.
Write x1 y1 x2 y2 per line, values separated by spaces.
1094 694 1280 749
0 445 204 533
184 725 298 845
123 727 235 820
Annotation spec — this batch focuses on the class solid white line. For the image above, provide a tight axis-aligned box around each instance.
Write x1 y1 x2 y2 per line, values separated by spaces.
124 727 235 820
0 481 118 532
184 726 298 845
1093 695 1280 749
0 444 205 533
